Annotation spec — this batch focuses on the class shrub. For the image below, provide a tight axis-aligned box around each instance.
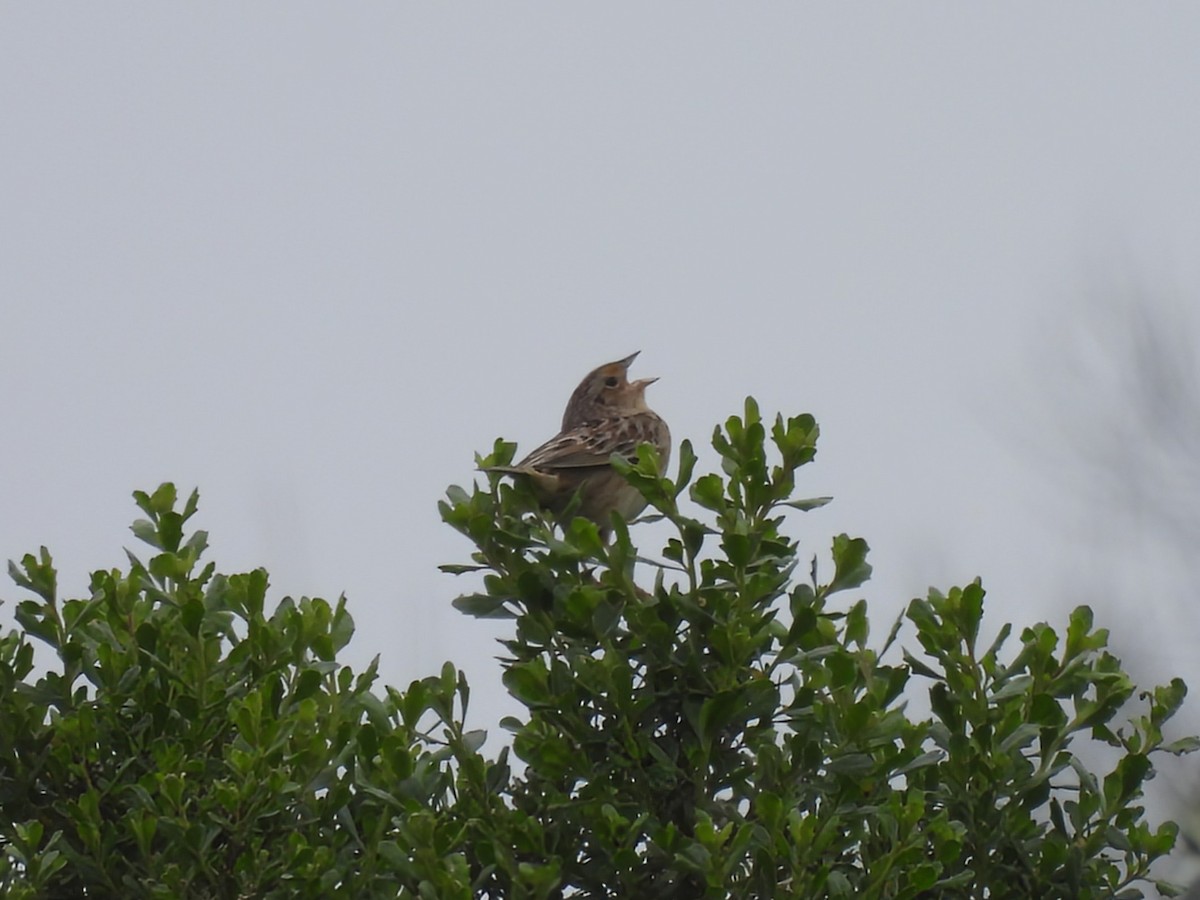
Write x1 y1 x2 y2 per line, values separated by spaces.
1 400 1193 898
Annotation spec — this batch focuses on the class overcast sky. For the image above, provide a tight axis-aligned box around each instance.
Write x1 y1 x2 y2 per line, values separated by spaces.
4 4 1200 874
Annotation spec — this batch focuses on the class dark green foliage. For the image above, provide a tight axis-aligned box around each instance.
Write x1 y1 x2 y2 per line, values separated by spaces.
1 400 1193 897
0 486 479 898
442 398 1192 899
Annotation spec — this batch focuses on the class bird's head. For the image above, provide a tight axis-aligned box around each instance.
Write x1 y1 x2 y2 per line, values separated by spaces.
561 351 659 428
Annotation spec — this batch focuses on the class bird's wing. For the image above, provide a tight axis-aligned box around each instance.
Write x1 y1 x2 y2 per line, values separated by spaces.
518 417 648 471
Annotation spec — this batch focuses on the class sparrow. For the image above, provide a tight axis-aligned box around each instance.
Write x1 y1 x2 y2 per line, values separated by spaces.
489 352 671 537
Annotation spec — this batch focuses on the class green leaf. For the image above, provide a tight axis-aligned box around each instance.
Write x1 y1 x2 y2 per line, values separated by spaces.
1154 880 1187 898
503 662 551 708
894 750 944 776
827 753 874 776
903 651 941 681
696 690 744 749
149 483 178 515
782 495 833 512
461 729 487 754
9 548 58 602
592 600 621 639
1163 736 1200 755
293 668 324 703
959 579 985 648
690 474 726 511
1107 753 1152 807
673 439 698 497
452 593 516 619
130 519 161 549
845 599 869 647
827 870 853 896
999 722 1041 753
827 534 872 594
181 597 204 636
910 862 941 890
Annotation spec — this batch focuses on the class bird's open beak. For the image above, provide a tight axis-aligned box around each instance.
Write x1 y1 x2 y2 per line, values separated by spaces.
617 350 641 369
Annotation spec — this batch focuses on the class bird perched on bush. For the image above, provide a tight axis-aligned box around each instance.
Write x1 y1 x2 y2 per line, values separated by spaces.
488 352 671 538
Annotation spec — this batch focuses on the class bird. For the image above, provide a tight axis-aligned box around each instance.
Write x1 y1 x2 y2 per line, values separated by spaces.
488 352 671 538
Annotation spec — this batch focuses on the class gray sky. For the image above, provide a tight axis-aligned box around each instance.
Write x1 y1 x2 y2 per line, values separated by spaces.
4 4 1200 868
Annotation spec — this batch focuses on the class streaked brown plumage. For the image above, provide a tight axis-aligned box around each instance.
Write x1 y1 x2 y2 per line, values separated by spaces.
489 352 671 537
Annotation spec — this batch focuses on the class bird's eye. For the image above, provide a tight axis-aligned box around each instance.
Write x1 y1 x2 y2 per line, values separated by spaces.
604 376 619 388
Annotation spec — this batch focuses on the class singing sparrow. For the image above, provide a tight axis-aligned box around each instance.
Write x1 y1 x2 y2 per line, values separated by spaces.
489 352 671 537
